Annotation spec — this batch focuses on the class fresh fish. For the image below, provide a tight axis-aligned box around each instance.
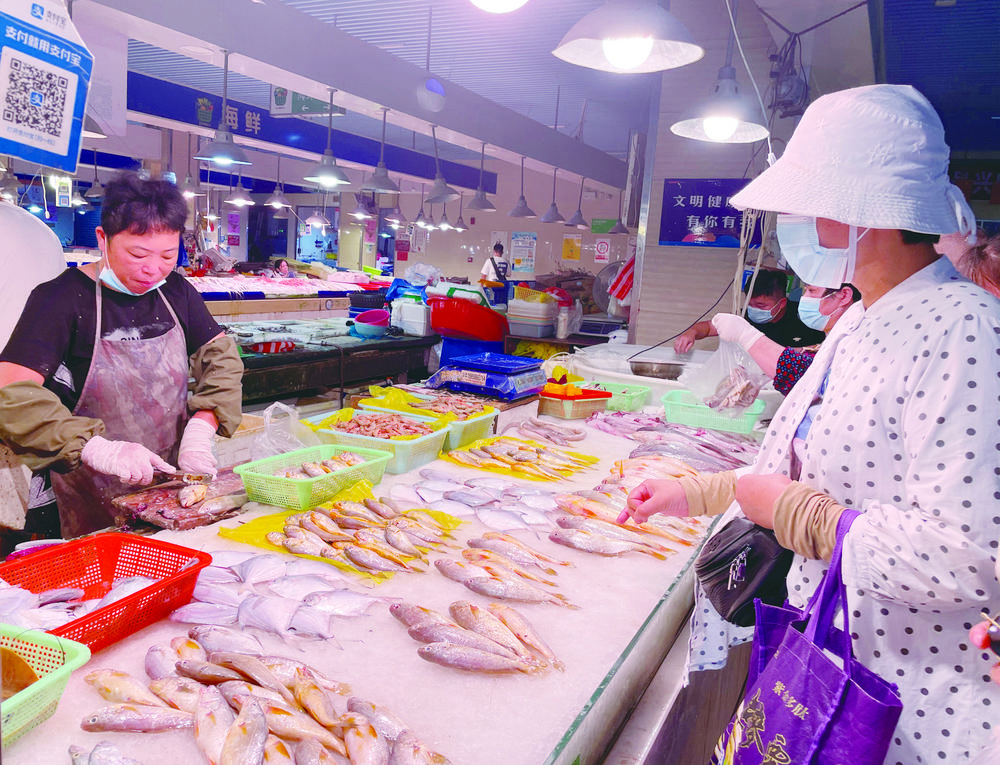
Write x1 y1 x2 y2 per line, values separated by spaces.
388 484 422 506
238 594 305 635
383 525 425 558
363 497 399 519
388 601 452 629
448 600 536 660
504 503 557 530
346 698 407 743
85 669 167 707
79 741 144 765
175 659 245 685
482 531 575 566
192 580 245 608
254 698 347 755
388 730 453 765
202 550 256 569
335 501 384 523
288 606 338 640
144 643 179 681
195 684 236 765
258 656 352 697
465 476 515 491
303 590 387 617
488 602 565 671
262 735 296 764
463 576 578 609
461 548 557 586
292 668 341 727
433 558 479 585
386 517 452 547
170 602 239 626
556 515 673 553
263 574 344 601
231 555 288 587
549 529 667 559
171 636 208 661
95 576 156 609
416 642 540 674
220 697 268 765
281 535 342 561
341 715 390 765
418 467 458 482
297 515 353 545
302 461 326 478
189 625 263 656
414 487 442 505
465 537 558 575
283 556 353 580
81 703 195 732
318 512 378 531
353 529 422 569
196 566 242 588
37 586 84 605
441 489 494 507
344 545 411 574
207 651 297 706
294 738 346 765
515 492 560 512
194 492 248 516
406 621 518 659
474 506 532 532
179 483 208 507
217 681 289 710
148 676 204 714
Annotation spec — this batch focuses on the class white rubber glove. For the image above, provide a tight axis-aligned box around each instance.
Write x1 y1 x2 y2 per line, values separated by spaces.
177 417 218 478
711 313 765 350
81 435 175 485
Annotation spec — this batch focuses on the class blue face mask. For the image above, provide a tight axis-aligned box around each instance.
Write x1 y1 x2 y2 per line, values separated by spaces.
746 304 777 324
797 295 830 331
98 265 165 296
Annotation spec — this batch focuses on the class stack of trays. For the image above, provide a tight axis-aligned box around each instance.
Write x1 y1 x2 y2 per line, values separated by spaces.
506 297 557 338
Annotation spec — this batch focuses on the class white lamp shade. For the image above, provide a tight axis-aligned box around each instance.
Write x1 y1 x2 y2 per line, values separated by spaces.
306 209 330 228
84 180 104 200
304 151 351 188
225 183 255 207
424 173 461 204
453 215 468 232
194 128 251 167
266 186 291 208
670 76 769 143
466 188 496 211
565 208 589 229
609 218 629 234
273 207 290 220
364 163 400 193
553 0 704 74
180 174 206 198
470 0 529 12
508 195 536 219
540 202 565 224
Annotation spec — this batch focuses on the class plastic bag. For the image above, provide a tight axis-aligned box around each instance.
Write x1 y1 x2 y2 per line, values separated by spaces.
679 340 769 410
250 402 320 460
403 263 444 287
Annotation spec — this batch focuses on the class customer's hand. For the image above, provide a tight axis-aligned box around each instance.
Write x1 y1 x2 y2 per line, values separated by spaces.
712 313 765 350
970 621 1000 685
81 435 175 484
620 479 689 524
673 330 697 354
735 473 793 528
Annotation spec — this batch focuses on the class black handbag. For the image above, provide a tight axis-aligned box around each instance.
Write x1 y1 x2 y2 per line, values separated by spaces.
694 515 794 627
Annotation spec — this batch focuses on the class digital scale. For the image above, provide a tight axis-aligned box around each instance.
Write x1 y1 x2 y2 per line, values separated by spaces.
577 313 625 337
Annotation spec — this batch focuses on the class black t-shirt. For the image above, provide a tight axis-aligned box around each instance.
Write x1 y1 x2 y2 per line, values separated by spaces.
0 269 222 411
750 300 826 348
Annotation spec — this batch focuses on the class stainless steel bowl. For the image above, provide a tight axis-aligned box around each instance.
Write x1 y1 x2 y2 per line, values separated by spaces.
628 360 686 380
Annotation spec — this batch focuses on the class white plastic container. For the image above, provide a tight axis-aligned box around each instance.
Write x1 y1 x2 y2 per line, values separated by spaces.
507 298 558 321
392 301 433 336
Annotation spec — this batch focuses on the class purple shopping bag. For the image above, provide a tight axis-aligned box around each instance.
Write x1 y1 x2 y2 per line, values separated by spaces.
711 526 902 765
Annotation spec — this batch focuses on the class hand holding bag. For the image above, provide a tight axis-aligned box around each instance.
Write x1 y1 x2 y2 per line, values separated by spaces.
711 519 903 765
695 515 794 627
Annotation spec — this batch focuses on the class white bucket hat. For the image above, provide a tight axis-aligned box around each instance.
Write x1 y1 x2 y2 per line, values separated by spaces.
731 84 975 237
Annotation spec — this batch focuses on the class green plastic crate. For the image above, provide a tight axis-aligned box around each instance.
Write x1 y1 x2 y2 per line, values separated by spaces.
661 389 765 434
234 444 392 511
359 402 497 451
580 381 651 412
0 625 90 748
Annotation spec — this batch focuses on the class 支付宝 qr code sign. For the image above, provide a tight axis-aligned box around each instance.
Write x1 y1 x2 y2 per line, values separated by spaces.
0 0 92 173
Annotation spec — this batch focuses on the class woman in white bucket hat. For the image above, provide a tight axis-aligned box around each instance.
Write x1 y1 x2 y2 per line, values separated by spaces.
624 84 1000 762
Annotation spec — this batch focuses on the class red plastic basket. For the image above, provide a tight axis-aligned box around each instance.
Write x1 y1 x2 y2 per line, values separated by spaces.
428 297 509 342
0 533 211 653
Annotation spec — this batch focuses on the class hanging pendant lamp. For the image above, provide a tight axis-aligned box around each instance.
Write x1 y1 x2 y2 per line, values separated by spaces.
363 108 400 193
453 192 468 232
306 191 331 230
539 167 565 223
438 202 453 231
565 176 589 229
304 89 350 188
414 184 428 228
466 143 496 212
424 125 460 204
385 185 407 226
225 170 255 207
180 134 206 198
265 154 291 208
84 151 104 200
194 51 251 167
350 191 374 221
508 157 536 219
609 188 629 234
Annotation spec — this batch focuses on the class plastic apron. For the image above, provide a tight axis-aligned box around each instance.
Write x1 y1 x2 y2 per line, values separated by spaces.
51 277 189 538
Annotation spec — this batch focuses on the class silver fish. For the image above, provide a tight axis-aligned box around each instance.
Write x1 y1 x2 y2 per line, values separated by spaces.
175 659 245 684
148 676 204 714
81 741 144 765
195 684 236 765
220 696 268 765
217 681 289 711
488 602 565 671
95 576 156 609
416 642 540 675
548 529 667 559
81 703 195 733
448 600 534 661
388 730 453 765
465 537 558 575
442 489 495 507
388 601 451 629
189 625 263 656
463 576 578 608
37 586 84 605
290 605 339 640
406 621 517 659
432 558 478 585
303 590 387 617
346 698 407 743
194 580 245 608
473 506 532 532
85 669 167 707
231 555 288 586
170 602 239 626
237 594 301 635
144 643 178 680
258 656 352 697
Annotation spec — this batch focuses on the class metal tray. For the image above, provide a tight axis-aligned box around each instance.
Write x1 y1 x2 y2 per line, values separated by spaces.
628 359 687 380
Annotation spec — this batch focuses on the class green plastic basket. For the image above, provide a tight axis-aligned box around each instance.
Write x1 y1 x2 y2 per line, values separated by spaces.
234 444 392 511
581 381 651 412
0 625 90 748
660 390 765 434
313 411 449 474
358 402 497 451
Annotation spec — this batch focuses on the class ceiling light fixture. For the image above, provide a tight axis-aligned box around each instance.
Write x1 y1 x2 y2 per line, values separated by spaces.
225 170 255 207
424 125 460 204
553 0 703 74
363 108 400 193
470 0 529 12
350 192 374 221
454 193 468 232
194 51 251 167
508 156 536 219
265 154 291 208
437 202 452 231
466 143 496 212
306 193 331 231
304 89 350 188
414 183 428 228
84 151 104 200
385 187 406 226
669 0 768 143
565 176 589 230
180 134 206 198
609 188 629 234
539 167 565 223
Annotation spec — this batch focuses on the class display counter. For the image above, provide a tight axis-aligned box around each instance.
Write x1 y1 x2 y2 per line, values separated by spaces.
2 418 717 765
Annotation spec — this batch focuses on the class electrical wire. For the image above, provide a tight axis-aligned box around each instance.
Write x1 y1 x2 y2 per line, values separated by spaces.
626 278 737 361
724 0 774 165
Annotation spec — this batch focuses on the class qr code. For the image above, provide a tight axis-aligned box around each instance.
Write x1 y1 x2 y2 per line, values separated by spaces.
3 55 68 136
0 48 77 156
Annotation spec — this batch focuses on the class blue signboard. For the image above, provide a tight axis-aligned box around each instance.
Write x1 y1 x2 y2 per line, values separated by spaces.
0 0 93 173
658 178 762 248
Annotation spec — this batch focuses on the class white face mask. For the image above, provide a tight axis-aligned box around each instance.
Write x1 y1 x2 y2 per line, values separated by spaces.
776 215 869 289
98 263 165 296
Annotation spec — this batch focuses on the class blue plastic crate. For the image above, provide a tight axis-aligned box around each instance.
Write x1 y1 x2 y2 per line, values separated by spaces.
439 338 504 366
449 352 543 375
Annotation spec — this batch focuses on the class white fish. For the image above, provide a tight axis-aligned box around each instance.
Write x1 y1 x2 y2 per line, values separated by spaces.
265 574 347 601
419 479 467 493
95 576 156 609
417 468 458 482
516 493 560 511
288 606 338 640
388 484 422 506
37 586 84 605
202 550 257 569
237 594 301 635
414 487 443 504
504 503 557 529
193 581 244 608
81 703 195 733
195 685 236 765
441 489 495 507
82 740 144 765
189 625 263 656
231 555 288 586
474 506 532 532
144 643 178 680
283 557 354 581
195 566 242 588
429 499 475 518
464 476 516 491
170 602 239 626
303 590 387 617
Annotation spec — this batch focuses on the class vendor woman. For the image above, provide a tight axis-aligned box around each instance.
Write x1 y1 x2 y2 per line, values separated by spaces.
0 172 243 538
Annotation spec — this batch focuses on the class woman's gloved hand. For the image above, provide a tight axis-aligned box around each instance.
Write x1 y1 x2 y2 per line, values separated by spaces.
81 435 175 484
711 313 765 350
177 417 218 477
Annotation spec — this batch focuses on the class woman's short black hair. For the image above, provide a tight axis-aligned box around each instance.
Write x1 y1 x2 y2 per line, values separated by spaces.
100 172 188 240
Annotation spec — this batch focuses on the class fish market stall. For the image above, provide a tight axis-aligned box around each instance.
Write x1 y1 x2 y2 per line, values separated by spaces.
1 410 760 765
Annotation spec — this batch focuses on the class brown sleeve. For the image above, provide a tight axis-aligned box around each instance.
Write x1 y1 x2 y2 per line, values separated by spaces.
677 470 737 517
188 334 244 438
772 480 845 561
0 381 105 471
